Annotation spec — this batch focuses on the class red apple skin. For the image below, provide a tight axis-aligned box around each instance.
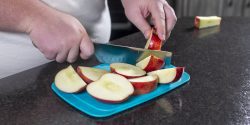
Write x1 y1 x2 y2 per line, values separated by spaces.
194 16 200 28
148 33 162 50
143 56 165 72
110 67 144 79
90 94 131 103
172 67 185 82
76 67 93 84
131 80 158 95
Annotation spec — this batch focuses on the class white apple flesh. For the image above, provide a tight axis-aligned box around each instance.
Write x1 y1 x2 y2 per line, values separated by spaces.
77 66 108 84
147 67 184 84
129 75 158 95
110 63 146 78
55 65 87 93
87 73 134 103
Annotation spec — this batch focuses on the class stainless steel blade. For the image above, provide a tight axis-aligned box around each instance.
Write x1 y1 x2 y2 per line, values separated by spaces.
94 43 172 64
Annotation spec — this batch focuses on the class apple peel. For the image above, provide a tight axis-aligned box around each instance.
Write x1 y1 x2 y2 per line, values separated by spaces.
145 28 162 50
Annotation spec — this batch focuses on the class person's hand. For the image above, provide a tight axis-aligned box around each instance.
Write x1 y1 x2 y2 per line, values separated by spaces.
121 0 177 41
27 8 94 63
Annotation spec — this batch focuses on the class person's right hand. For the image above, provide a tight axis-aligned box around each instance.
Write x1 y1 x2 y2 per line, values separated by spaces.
27 8 94 63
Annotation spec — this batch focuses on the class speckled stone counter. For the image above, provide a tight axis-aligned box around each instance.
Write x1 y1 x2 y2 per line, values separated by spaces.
0 17 249 125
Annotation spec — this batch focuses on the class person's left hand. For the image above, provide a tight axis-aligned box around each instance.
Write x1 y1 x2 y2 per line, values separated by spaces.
121 0 177 41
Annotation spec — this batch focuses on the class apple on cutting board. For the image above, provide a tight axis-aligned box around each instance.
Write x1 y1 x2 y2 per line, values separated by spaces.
144 28 162 50
148 67 184 84
129 75 158 95
77 66 108 84
87 73 134 103
136 55 165 72
110 63 146 78
55 65 87 93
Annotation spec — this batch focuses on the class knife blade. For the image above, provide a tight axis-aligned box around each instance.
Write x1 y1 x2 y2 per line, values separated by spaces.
94 43 172 65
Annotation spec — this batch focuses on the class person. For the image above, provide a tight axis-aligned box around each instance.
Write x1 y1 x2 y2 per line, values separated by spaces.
0 0 177 63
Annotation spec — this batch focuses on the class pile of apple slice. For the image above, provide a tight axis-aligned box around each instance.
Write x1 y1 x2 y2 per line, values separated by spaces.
54 29 185 103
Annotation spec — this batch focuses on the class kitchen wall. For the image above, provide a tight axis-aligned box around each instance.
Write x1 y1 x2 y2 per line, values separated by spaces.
176 0 250 17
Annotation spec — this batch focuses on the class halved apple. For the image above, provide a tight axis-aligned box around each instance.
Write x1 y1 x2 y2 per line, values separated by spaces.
77 66 108 84
129 75 158 95
55 65 87 93
147 67 184 84
145 28 162 50
86 73 134 103
136 55 165 72
110 63 146 78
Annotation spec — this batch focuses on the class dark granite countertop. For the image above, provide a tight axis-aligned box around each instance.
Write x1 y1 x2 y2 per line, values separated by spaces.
0 17 249 125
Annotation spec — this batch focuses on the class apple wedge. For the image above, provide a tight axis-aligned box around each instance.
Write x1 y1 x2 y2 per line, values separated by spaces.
136 55 165 72
129 75 158 95
147 67 184 84
87 73 134 103
55 65 87 93
194 16 221 29
110 63 146 78
77 66 108 84
145 29 162 50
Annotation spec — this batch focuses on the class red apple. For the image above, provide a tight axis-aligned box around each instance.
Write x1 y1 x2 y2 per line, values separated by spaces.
86 73 134 103
147 67 184 84
55 65 87 93
136 55 165 72
145 29 162 50
129 75 158 95
77 66 108 84
110 63 146 78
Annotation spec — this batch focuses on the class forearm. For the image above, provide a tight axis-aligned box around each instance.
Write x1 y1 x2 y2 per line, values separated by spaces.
0 0 51 33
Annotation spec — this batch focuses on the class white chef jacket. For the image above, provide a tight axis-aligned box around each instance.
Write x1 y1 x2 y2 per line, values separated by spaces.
0 0 111 78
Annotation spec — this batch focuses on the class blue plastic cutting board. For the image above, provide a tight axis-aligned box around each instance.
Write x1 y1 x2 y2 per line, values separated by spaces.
51 64 190 118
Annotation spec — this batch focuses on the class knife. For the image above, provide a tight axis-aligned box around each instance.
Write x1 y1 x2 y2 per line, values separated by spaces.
94 43 172 65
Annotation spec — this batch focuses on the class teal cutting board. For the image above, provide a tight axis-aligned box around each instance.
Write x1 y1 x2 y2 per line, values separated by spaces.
51 63 190 118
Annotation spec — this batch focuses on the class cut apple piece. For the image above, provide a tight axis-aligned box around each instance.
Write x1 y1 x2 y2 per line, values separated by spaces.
145 28 162 50
77 66 108 84
194 16 221 29
136 55 165 72
110 63 146 78
87 73 134 103
55 65 87 93
129 75 158 95
148 67 184 84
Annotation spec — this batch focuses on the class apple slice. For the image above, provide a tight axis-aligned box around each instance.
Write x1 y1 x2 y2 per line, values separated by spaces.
129 75 158 95
110 63 146 78
147 67 184 84
77 66 108 84
87 73 134 103
194 16 221 29
145 28 162 50
136 55 165 72
55 65 87 93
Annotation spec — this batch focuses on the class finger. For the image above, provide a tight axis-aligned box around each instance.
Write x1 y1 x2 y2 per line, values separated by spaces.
41 46 57 60
80 34 94 60
150 2 166 41
128 11 151 39
67 44 80 63
163 3 177 39
56 48 70 63
44 51 57 60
